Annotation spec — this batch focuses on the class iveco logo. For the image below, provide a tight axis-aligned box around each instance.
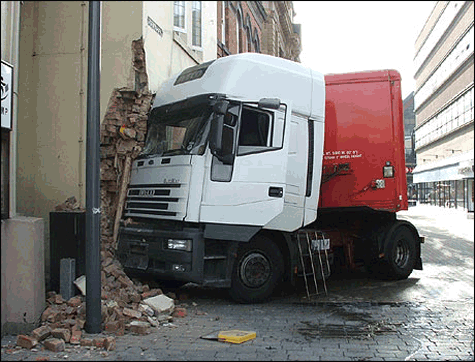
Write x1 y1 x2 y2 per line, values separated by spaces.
139 189 154 196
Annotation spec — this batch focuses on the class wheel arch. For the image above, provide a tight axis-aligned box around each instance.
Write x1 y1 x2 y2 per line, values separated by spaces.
381 219 423 272
252 230 291 282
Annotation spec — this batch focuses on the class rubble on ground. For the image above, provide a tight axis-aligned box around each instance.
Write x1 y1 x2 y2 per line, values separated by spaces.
15 254 190 351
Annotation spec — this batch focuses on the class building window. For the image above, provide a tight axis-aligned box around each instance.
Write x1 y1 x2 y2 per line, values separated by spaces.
236 10 241 53
253 31 260 53
192 1 202 47
415 86 474 149
415 25 473 108
174 1 186 31
221 1 226 45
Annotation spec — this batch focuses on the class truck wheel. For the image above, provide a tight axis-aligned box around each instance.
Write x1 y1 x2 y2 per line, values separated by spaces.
380 224 417 280
229 237 284 303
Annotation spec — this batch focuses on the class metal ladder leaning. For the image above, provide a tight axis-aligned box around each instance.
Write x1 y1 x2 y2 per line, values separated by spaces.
296 230 331 299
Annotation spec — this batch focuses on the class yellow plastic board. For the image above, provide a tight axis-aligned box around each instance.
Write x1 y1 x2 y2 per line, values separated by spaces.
217 330 256 344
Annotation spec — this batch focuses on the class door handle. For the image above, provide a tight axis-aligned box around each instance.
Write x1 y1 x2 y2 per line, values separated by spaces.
269 187 283 198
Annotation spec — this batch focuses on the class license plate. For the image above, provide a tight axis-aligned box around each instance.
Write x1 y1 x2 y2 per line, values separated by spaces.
311 238 330 251
125 242 149 270
124 254 149 270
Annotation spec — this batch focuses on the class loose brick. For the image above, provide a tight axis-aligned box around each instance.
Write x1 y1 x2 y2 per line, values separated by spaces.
63 318 77 327
47 322 61 330
64 306 75 315
70 330 82 345
93 337 106 348
67 296 82 308
51 328 71 343
104 336 116 351
102 257 113 267
166 292 177 300
46 310 61 323
16 335 38 349
123 307 142 319
129 292 142 303
172 307 187 318
41 307 54 322
43 338 65 352
104 320 124 333
76 319 86 329
103 264 116 275
80 338 94 347
129 321 150 335
31 325 52 342
141 288 161 299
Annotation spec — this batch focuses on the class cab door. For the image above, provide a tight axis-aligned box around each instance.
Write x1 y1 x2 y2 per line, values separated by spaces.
200 103 288 228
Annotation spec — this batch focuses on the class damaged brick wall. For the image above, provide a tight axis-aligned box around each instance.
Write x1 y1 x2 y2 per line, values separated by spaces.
15 38 191 350
100 37 155 253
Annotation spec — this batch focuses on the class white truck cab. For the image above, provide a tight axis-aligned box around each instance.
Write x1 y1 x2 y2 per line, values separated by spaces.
117 53 325 302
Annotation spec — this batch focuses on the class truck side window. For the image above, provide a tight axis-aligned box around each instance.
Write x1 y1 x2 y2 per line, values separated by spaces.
238 107 273 155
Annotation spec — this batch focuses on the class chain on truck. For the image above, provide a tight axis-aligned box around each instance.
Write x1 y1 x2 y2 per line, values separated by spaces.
117 53 424 303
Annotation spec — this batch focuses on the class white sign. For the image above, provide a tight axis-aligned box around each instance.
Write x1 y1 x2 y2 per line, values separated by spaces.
1 60 13 129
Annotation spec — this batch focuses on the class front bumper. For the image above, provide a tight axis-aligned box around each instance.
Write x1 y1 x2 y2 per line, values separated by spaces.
117 223 205 284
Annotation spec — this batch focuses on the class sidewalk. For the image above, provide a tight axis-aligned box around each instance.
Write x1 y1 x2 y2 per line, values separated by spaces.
397 202 474 241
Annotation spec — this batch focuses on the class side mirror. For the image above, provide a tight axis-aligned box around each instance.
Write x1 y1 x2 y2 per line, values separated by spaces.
209 114 224 154
209 101 237 165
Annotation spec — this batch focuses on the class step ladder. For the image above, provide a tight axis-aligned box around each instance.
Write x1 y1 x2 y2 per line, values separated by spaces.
296 230 331 299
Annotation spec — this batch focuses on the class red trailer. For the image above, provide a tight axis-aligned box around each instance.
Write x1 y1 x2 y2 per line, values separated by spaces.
320 70 407 211
313 70 421 276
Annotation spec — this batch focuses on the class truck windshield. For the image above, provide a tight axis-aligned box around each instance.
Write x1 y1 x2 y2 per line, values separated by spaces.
141 104 212 158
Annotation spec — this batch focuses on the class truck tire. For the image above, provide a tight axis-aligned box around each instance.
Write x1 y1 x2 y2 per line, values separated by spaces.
229 236 284 303
379 224 417 280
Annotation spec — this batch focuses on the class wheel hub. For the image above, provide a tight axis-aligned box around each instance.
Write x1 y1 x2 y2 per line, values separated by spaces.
394 240 409 268
239 252 271 288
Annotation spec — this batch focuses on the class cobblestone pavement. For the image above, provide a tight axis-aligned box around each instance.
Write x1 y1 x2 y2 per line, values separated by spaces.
2 204 473 361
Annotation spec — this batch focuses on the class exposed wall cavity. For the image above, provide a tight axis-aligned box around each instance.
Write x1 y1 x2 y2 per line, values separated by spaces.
100 37 155 254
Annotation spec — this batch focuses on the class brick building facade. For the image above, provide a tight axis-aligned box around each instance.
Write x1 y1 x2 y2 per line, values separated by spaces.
261 1 301 61
217 1 301 61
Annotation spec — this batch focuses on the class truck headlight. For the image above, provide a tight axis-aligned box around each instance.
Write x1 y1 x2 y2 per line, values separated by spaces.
167 239 192 252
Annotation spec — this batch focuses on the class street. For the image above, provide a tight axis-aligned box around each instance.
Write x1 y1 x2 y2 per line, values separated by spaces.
1 204 474 361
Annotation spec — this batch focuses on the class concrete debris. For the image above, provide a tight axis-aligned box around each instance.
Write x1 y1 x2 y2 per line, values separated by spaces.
142 294 175 316
73 276 86 296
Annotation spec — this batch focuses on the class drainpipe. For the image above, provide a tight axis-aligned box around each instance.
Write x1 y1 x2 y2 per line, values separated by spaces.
85 0 102 334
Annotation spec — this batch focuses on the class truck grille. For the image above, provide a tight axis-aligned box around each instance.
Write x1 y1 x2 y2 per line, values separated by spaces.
124 183 186 220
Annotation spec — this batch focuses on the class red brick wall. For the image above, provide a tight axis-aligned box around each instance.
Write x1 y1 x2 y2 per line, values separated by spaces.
217 1 263 57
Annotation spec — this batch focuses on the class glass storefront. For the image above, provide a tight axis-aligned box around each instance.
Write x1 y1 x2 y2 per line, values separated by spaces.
415 178 474 212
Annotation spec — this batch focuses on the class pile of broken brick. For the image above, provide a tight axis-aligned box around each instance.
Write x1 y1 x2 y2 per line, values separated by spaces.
15 242 188 353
